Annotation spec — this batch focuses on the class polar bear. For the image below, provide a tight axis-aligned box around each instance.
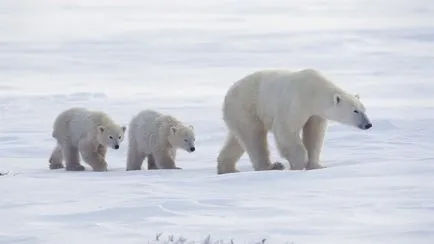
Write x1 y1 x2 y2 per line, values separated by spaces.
217 69 373 174
49 107 126 171
126 109 196 171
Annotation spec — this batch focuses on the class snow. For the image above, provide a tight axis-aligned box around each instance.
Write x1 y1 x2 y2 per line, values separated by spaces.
1 0 434 243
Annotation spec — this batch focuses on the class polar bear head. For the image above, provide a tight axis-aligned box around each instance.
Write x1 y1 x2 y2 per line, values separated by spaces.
322 93 372 130
97 125 127 149
168 124 196 152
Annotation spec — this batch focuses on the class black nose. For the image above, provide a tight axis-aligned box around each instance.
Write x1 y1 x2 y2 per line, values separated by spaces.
364 123 372 129
190 147 195 152
114 145 119 149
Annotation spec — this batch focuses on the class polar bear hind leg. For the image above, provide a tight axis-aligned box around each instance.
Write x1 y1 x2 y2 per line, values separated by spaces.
217 132 244 174
49 144 64 169
147 154 158 170
126 139 146 171
303 115 327 170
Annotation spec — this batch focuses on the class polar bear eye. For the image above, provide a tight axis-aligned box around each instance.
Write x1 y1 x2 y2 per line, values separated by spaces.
118 136 122 139
109 136 113 139
353 110 359 114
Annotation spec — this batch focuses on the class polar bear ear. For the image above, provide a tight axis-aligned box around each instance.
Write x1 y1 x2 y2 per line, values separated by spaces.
333 94 341 105
121 126 126 133
188 125 194 130
170 126 177 134
354 93 360 99
98 126 105 133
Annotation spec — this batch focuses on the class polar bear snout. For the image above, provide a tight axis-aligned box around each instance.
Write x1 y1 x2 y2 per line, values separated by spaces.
183 144 195 153
114 144 119 149
358 113 372 130
362 123 372 130
359 123 372 130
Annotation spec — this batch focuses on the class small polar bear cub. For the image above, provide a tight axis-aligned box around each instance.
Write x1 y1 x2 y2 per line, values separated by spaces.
217 68 373 174
49 107 126 171
126 109 196 171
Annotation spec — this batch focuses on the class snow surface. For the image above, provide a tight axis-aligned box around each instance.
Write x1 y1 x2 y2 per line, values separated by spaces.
1 0 434 243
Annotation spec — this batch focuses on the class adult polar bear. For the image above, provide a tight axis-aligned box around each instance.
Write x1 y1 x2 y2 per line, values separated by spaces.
217 69 372 174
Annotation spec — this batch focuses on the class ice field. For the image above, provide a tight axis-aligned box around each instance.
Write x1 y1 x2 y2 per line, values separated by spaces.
0 0 433 243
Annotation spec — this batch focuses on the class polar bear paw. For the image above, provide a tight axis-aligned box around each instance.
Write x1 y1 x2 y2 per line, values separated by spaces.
306 162 326 170
49 157 64 169
66 165 85 171
269 162 285 170
49 162 64 170
91 162 108 172
217 167 240 175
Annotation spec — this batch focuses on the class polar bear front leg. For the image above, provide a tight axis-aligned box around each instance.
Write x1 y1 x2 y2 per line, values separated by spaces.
63 144 85 171
168 148 182 169
233 123 282 171
97 144 107 158
273 125 307 170
153 148 177 169
78 140 107 171
148 150 181 170
303 115 328 170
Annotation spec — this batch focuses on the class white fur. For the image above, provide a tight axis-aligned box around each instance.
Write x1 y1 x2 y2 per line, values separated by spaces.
49 107 126 171
126 109 196 171
217 69 372 174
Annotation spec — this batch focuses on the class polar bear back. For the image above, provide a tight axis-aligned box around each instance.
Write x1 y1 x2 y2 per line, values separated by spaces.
224 69 344 130
53 107 118 145
128 109 181 154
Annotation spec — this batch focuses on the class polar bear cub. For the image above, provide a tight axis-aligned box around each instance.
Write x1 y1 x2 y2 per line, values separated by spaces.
49 107 126 171
126 109 196 171
217 69 373 174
